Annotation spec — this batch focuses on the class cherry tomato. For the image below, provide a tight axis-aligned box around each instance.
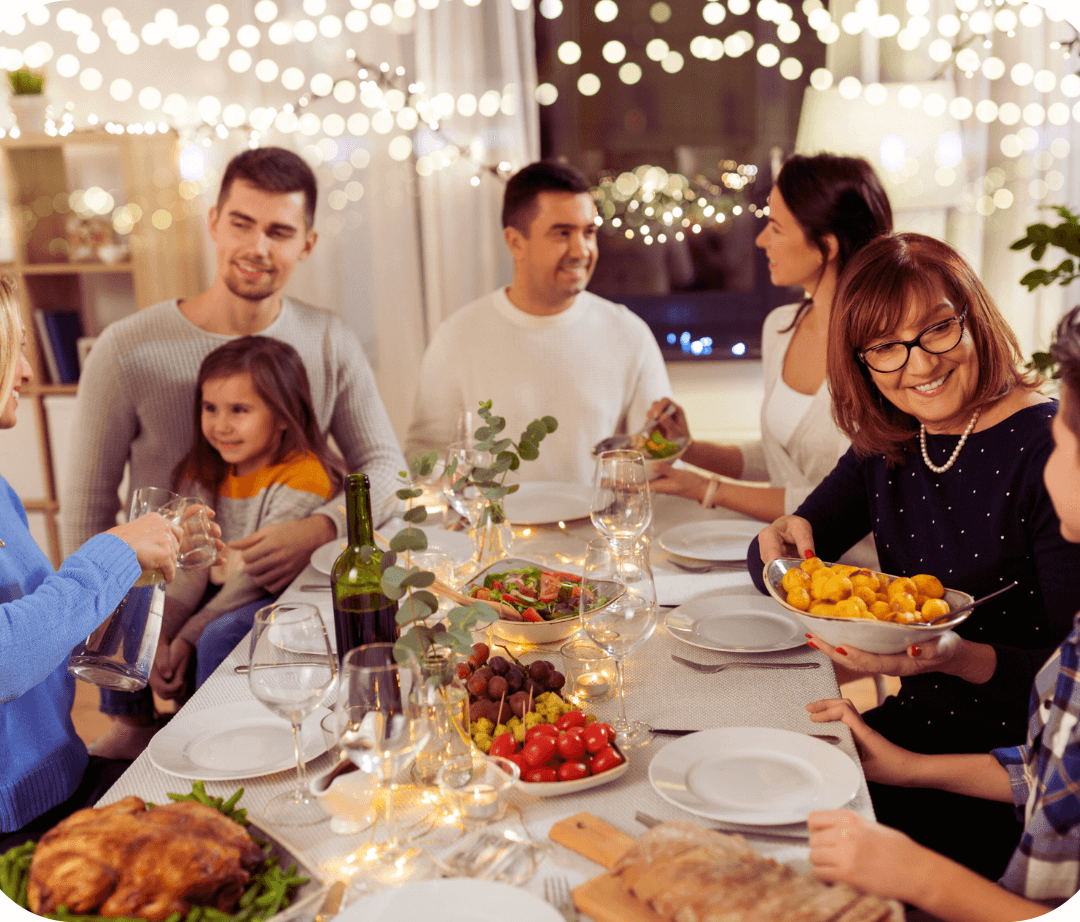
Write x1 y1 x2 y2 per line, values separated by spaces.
556 730 586 761
539 571 562 602
489 733 518 758
557 760 590 782
556 711 588 731
521 607 544 623
505 752 530 775
523 734 558 767
523 766 558 783
525 723 559 741
584 722 614 754
591 745 623 775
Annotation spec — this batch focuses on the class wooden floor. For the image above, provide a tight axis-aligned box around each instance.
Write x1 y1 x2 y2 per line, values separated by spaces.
70 670 900 745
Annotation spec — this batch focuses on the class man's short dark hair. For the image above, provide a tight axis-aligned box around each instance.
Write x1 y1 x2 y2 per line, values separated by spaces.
501 160 591 234
217 147 318 230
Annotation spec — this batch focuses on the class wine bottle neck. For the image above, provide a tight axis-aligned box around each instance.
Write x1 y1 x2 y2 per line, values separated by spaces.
344 473 375 548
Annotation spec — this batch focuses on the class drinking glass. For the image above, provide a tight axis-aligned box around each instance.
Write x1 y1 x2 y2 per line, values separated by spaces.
130 486 185 519
444 440 509 571
579 538 658 749
248 603 337 826
336 643 433 869
590 450 652 550
175 502 217 569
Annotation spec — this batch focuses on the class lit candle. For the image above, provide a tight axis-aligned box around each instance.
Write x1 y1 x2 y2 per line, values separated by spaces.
577 672 610 698
464 784 499 819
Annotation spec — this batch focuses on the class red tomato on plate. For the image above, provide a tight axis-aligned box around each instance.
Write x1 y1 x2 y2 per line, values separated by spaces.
523 766 558 783
556 711 588 731
591 745 623 775
489 733 518 758
584 722 614 754
556 730 586 761
525 724 559 741
557 761 590 782
523 735 558 767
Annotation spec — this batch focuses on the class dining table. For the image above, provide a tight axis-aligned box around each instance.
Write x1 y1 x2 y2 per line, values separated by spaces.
98 490 887 920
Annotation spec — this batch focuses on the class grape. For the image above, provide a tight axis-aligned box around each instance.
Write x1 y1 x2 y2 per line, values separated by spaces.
488 656 510 676
469 700 489 722
524 678 545 698
473 666 494 684
471 642 490 664
491 699 512 724
456 663 472 681
528 661 551 683
505 667 526 692
488 675 508 699
466 674 489 696
547 670 566 691
509 691 531 718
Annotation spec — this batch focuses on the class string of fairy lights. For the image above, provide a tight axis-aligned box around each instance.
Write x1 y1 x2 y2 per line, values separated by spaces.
0 0 1076 240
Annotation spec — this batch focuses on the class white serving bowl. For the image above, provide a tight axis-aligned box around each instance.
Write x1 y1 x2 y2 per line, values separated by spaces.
463 557 583 646
762 557 975 655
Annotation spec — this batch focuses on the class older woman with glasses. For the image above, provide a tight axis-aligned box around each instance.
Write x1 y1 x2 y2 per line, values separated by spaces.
750 233 1080 881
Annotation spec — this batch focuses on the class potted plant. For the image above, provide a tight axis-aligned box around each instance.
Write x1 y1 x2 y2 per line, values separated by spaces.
1011 205 1080 376
7 67 47 133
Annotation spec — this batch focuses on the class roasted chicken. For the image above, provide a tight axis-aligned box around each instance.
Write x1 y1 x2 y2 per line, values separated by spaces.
27 796 264 920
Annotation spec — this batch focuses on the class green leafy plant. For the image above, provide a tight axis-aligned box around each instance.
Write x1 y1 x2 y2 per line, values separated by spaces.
7 68 45 95
1010 205 1080 376
381 400 558 664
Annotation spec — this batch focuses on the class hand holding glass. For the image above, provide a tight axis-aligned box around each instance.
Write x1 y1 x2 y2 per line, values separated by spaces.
248 603 337 826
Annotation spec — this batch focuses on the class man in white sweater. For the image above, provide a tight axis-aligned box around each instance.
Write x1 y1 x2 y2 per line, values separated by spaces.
64 147 404 593
405 161 671 484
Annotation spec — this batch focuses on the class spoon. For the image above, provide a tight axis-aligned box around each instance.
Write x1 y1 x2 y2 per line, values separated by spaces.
592 403 677 455
927 580 1018 625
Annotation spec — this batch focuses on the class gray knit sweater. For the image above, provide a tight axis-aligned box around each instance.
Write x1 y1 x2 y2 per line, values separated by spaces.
60 298 404 555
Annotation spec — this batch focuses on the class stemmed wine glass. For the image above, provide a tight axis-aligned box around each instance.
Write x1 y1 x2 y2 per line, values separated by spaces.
444 440 507 573
591 450 652 550
248 603 337 826
336 643 433 876
579 538 658 749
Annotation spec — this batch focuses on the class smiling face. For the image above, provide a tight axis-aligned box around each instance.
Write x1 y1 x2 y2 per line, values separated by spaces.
0 318 32 430
863 286 978 434
1046 390 1080 543
207 180 316 304
201 372 284 477
754 186 828 293
505 191 599 315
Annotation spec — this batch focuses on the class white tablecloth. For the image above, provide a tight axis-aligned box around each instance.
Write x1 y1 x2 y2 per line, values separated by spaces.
101 493 878 916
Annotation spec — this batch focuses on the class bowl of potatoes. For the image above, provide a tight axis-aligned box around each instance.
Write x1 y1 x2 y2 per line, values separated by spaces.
762 557 975 655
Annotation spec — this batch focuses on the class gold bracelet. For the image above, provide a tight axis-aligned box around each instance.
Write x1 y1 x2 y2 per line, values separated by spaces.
701 478 720 509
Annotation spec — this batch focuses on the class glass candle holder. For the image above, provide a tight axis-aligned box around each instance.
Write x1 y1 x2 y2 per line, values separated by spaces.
437 753 518 824
560 637 617 703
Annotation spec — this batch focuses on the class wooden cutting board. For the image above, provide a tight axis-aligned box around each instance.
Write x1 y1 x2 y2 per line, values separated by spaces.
549 813 665 922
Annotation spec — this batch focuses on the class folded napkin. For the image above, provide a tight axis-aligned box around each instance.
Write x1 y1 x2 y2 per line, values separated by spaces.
653 568 753 607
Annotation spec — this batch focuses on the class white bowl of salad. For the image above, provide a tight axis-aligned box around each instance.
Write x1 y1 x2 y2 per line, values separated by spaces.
463 557 611 645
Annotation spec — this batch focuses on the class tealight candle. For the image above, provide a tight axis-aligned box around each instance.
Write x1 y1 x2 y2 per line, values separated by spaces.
463 784 499 819
576 671 610 698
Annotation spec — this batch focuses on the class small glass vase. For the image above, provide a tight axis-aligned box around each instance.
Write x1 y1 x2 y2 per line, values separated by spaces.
412 647 473 786
473 506 512 570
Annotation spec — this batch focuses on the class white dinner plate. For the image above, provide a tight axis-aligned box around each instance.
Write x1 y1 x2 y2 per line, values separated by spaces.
665 590 805 653
310 525 473 575
502 482 593 525
659 520 763 562
649 727 860 825
337 878 562 922
148 701 330 781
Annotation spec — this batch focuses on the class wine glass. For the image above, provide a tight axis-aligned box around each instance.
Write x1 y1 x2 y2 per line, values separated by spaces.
444 440 501 570
579 538 658 749
590 450 652 550
336 643 433 872
248 603 337 826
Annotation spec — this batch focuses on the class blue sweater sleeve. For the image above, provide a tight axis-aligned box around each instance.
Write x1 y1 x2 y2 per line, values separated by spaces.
0 514 141 701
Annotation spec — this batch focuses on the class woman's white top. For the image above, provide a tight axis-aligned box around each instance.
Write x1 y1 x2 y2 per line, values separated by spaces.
764 374 817 449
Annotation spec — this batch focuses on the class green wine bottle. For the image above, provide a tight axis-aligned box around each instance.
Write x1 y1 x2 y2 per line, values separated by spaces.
331 473 399 665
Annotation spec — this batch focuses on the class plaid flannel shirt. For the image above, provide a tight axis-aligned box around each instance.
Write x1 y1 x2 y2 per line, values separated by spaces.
992 612 1080 904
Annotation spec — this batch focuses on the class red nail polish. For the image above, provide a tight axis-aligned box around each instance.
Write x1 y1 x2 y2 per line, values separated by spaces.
805 633 814 639
836 647 848 656
804 549 814 559
806 640 819 650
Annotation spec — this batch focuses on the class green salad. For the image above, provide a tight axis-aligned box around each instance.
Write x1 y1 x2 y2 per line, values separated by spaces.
469 566 602 623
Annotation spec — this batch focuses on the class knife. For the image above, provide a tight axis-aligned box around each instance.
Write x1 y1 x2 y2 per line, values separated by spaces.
314 880 346 922
649 728 841 744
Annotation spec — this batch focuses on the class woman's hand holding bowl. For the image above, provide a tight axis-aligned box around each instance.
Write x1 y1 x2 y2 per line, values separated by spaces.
758 514 815 561
648 462 709 500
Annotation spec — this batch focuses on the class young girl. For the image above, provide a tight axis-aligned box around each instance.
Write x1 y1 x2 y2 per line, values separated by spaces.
803 304 1080 919
91 335 345 759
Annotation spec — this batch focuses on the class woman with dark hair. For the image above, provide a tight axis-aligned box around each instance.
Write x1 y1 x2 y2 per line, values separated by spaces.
648 153 893 523
91 336 345 759
750 233 1080 880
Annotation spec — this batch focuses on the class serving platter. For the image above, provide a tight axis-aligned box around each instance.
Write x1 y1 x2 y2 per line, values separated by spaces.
517 742 629 797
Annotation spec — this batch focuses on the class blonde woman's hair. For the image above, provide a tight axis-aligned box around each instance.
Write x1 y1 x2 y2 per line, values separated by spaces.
0 276 22 410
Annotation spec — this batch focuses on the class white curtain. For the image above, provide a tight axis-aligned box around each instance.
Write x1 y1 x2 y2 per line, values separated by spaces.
2 0 539 440
810 0 1080 355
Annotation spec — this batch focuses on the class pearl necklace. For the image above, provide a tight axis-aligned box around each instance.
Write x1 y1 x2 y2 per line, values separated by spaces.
919 410 980 474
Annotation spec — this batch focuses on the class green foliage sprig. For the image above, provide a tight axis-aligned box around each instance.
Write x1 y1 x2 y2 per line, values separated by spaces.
7 68 45 95
1010 205 1080 376
383 400 557 665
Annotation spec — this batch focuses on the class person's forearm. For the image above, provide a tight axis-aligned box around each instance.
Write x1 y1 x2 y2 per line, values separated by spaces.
904 752 1015 802
712 481 786 523
944 639 998 685
681 441 744 478
909 846 1049 922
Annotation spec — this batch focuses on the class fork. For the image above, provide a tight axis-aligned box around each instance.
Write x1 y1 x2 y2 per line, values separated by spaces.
671 655 820 674
544 876 578 921
668 559 745 573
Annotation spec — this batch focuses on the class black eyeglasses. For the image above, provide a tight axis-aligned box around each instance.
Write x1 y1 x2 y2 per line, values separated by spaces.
856 307 968 373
